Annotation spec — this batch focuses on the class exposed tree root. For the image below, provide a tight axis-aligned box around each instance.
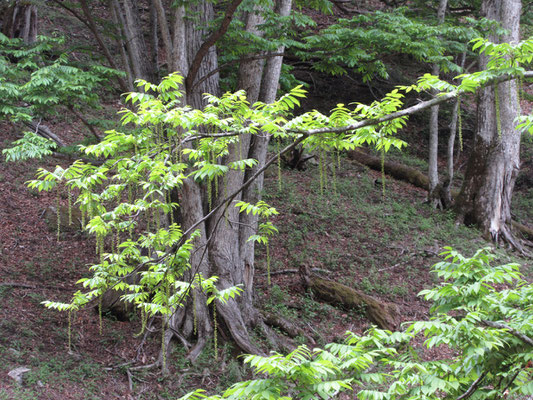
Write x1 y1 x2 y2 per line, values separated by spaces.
299 265 400 331
262 311 317 345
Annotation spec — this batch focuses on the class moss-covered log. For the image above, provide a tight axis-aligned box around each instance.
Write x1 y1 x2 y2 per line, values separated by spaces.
348 150 533 243
348 150 429 190
299 266 400 331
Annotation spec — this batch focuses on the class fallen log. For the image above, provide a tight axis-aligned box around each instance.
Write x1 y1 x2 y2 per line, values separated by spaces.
348 150 533 242
299 266 400 331
348 149 429 190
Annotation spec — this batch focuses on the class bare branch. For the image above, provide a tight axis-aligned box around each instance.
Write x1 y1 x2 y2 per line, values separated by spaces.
185 0 244 92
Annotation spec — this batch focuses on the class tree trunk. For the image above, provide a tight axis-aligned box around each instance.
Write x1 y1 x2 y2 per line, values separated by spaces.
455 0 522 248
1 0 38 43
113 0 156 84
427 0 448 207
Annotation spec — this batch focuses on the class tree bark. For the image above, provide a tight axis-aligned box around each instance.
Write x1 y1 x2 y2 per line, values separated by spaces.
1 1 37 43
427 0 448 207
455 0 522 247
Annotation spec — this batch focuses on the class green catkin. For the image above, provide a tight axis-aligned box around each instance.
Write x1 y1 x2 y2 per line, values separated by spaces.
99 235 104 265
277 139 282 192
517 75 523 114
162 282 170 371
56 190 61 242
207 178 212 212
115 227 120 254
224 175 229 227
213 301 218 360
67 188 72 226
154 198 160 232
331 151 337 197
266 242 271 286
458 97 463 152
98 296 103 335
323 149 328 190
494 84 502 140
193 290 197 336
319 150 324 196
381 145 386 200
68 310 72 352
168 191 174 225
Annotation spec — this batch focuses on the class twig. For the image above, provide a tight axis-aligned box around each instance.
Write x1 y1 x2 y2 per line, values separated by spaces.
260 268 331 277
456 372 487 400
126 368 134 392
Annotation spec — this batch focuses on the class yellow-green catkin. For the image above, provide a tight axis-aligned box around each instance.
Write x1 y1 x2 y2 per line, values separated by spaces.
323 149 328 190
68 310 72 352
98 296 103 335
458 97 463 151
115 227 120 254
213 301 218 361
518 75 523 114
319 150 324 196
161 282 170 371
56 190 61 242
153 198 160 232
266 241 271 286
207 178 212 212
193 290 197 336
168 191 174 225
494 84 502 140
99 235 104 265
380 145 386 200
331 151 337 197
67 188 72 226
277 139 282 192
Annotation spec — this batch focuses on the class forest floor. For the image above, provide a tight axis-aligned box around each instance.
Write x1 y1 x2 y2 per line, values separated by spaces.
0 91 532 399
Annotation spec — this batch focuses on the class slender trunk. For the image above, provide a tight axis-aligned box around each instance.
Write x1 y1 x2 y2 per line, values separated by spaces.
443 52 466 206
427 0 448 207
455 0 522 248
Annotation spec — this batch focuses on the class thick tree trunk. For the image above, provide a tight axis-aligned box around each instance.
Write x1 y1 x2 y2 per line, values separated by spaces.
455 0 522 247
1 1 37 43
113 0 156 84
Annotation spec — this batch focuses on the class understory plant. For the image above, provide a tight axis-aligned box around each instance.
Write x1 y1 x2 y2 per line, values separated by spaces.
182 247 532 400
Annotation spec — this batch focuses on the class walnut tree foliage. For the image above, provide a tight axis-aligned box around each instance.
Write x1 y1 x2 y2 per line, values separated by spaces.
181 248 533 400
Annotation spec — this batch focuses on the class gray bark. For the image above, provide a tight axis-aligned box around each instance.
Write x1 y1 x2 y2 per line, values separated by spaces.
239 0 293 299
455 0 522 247
427 0 448 207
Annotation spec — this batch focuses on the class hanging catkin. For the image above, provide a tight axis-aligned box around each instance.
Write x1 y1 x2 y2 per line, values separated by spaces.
494 84 502 140
277 139 282 192
56 190 61 242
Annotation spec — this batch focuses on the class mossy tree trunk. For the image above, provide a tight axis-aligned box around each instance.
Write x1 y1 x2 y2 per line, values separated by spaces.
455 0 523 249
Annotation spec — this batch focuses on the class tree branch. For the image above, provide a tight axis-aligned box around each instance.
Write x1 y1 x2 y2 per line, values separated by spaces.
292 70 533 136
185 0 244 93
456 372 487 400
481 320 533 346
